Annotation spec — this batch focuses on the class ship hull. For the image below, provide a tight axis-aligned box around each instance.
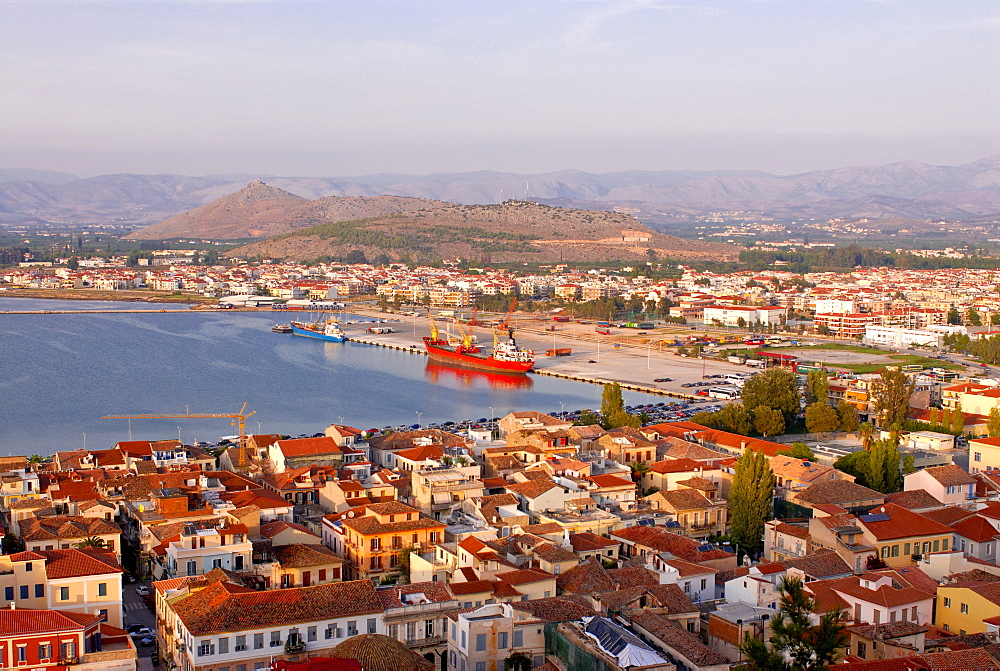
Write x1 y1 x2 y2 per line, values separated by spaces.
423 338 534 372
291 324 346 342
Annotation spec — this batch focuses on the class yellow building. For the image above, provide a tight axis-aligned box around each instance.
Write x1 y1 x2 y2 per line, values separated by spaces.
855 503 953 568
935 583 1000 635
339 501 445 581
970 436 1000 474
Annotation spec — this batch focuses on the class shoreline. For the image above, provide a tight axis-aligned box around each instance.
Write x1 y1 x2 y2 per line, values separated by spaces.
0 288 207 304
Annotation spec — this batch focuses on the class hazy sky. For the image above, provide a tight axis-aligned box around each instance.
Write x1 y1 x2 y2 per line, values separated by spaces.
2 0 998 177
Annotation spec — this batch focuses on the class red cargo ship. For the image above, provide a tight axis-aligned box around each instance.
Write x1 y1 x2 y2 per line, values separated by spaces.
422 326 534 373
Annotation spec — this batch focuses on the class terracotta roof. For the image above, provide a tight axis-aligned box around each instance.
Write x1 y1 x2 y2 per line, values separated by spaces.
796 480 884 505
856 503 954 540
328 634 434 671
556 558 617 595
376 581 455 609
41 548 122 578
923 506 977 526
628 611 729 667
828 575 934 609
952 515 1000 543
511 595 596 622
522 523 563 535
272 657 361 671
276 437 344 458
20 515 120 541
505 479 563 498
341 513 444 536
772 522 810 540
0 608 102 636
780 550 853 579
648 458 704 474
569 532 620 552
260 520 320 540
448 580 495 596
920 464 977 487
664 558 717 578
271 544 342 569
611 526 735 563
171 580 385 635
885 489 944 510
650 488 717 512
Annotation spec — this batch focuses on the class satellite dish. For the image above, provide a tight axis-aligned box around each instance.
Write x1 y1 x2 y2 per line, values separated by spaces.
346 511 355 518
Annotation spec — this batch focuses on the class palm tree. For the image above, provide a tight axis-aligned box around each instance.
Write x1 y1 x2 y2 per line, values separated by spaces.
628 461 651 484
858 421 875 451
75 536 107 549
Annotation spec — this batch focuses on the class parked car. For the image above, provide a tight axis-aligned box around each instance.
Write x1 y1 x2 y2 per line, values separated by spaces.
126 624 147 634
129 627 153 639
135 586 151 596
140 636 156 647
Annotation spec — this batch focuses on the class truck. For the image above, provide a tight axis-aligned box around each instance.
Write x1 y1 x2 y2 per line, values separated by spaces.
553 316 571 322
545 348 573 356
727 355 746 365
638 323 655 330
595 329 611 335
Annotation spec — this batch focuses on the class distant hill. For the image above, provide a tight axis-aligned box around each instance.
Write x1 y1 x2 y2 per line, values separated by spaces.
2 156 999 226
229 200 738 263
127 180 453 240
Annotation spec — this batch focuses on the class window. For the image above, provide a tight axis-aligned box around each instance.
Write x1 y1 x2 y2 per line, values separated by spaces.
98 609 108 622
975 452 982 462
881 546 889 559
367 619 376 634
253 633 264 650
700 579 707 590
513 630 523 647
498 632 508 649
460 631 466 650
218 638 229 654
319 569 327 581
911 606 917 621
476 634 487 652
235 636 246 652
944 597 952 607
388 624 398 639
212 559 222 569
347 621 358 637
890 610 897 622
186 560 197 576
17 647 26 664
857 642 867 659
38 645 50 660
933 540 940 552
370 538 380 551
198 642 214 657
270 631 281 647
34 584 43 598
3 587 11 602
98 583 107 597
683 582 691 593
59 587 69 601
60 642 75 661
943 538 949 551
891 545 899 557
237 666 246 671
947 485 956 495
18 586 27 600
234 555 244 570
307 626 317 642
425 620 434 638
961 603 969 614
476 664 486 671
904 543 910 556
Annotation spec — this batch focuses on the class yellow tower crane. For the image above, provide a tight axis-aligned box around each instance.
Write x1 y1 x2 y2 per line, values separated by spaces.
101 402 257 448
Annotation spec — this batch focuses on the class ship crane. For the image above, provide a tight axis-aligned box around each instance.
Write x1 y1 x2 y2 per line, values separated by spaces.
101 402 257 448
496 297 517 331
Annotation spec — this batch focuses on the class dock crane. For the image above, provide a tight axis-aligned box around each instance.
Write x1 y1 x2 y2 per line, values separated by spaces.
496 297 517 331
101 402 257 447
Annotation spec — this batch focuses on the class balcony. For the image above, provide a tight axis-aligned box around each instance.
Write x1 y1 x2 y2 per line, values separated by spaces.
284 641 306 654
768 544 805 558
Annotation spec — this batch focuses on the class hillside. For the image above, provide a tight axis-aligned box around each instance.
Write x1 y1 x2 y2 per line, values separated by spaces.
230 200 739 263
3 156 999 227
126 181 452 239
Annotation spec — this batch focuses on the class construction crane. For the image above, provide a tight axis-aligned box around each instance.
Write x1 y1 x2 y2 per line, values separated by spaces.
496 297 517 331
101 402 257 448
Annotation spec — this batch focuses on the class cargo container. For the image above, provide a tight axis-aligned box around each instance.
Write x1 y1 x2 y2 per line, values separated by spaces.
545 348 573 356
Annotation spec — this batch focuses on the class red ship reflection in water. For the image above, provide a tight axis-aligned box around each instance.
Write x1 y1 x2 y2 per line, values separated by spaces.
424 361 534 389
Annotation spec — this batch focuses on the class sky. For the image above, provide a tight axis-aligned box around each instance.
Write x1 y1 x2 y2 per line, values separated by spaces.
2 0 999 178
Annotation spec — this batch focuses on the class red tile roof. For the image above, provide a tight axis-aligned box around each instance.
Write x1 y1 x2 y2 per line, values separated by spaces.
857 503 954 540
0 608 102 636
41 548 122 578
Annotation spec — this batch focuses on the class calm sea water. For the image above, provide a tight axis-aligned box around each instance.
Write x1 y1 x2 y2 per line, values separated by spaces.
0 298 660 455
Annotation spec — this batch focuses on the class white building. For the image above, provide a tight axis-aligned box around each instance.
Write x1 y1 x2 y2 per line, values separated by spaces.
863 326 945 349
702 305 786 327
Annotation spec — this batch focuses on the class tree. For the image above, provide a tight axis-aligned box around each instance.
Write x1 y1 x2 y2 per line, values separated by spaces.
902 453 916 475
628 461 651 484
967 308 983 326
805 402 840 434
858 421 875 449
988 408 1000 438
864 432 904 494
396 546 418 584
753 406 786 438
74 536 106 549
805 370 829 406
600 382 639 429
729 449 775 560
928 407 942 426
947 307 963 325
778 442 815 460
741 368 801 422
716 403 753 435
869 367 915 429
951 402 965 435
834 450 870 486
836 401 860 432
739 575 848 671
574 410 601 426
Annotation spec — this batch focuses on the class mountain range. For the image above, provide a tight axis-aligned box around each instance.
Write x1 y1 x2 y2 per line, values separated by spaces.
2 156 999 227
